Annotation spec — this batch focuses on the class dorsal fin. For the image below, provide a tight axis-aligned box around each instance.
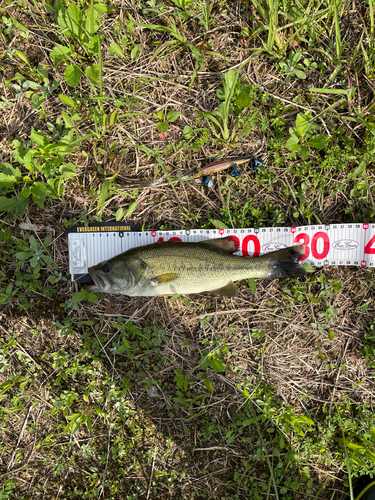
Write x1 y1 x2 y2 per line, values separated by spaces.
201 236 240 254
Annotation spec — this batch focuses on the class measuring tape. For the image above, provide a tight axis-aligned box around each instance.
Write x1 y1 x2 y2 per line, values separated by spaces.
67 223 375 281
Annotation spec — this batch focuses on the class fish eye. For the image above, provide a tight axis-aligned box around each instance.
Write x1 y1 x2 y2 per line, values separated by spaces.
101 263 111 273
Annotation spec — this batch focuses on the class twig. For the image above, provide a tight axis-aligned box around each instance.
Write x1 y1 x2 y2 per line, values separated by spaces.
190 308 258 320
146 446 157 500
7 404 32 470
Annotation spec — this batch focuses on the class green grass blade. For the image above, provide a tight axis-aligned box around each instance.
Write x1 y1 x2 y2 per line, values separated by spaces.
333 0 342 59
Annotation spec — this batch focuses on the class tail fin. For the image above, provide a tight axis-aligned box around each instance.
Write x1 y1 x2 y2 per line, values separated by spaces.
261 244 306 279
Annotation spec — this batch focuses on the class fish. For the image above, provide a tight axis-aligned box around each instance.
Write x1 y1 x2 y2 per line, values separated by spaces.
86 237 306 297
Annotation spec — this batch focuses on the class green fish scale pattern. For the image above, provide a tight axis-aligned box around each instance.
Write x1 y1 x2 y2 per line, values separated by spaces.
134 242 267 294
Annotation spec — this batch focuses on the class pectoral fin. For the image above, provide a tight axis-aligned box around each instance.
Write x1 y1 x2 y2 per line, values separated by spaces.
201 236 240 254
151 273 179 286
211 281 238 297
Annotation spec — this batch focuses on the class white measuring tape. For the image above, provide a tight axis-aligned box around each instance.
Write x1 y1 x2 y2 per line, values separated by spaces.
67 223 375 281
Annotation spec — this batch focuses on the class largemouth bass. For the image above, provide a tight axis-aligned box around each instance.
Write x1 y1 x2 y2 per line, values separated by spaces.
86 237 305 297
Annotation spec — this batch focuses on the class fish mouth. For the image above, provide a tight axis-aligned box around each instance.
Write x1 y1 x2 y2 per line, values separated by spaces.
88 269 111 291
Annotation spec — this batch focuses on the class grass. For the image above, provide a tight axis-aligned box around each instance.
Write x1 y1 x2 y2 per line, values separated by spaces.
0 0 375 498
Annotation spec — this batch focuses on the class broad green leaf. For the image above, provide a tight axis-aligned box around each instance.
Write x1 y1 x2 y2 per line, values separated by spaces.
285 135 300 151
200 354 210 369
27 81 43 90
15 49 30 66
216 87 225 100
15 252 33 261
47 178 64 198
299 146 310 159
356 180 368 191
85 416 92 431
191 140 201 152
121 336 131 349
308 134 329 149
131 44 142 60
59 94 76 108
30 127 48 147
31 182 49 207
115 207 124 221
21 185 31 199
210 219 228 229
110 109 119 126
85 64 99 85
59 163 76 179
183 126 194 139
0 196 17 212
1 163 22 179
29 235 39 252
58 4 81 37
227 434 236 444
223 69 238 100
71 291 88 303
236 92 251 109
31 93 45 109
292 52 302 63
62 110 74 128
115 344 126 354
30 255 39 268
0 173 17 188
296 111 315 139
0 294 10 306
83 6 99 35
248 278 256 295
87 34 101 54
210 358 226 372
70 418 81 434
43 235 52 247
87 292 98 303
294 69 306 79
156 121 169 133
10 16 29 33
109 42 125 58
167 110 179 122
17 196 28 216
171 0 194 7
66 412 80 421
125 201 137 218
95 3 113 13
0 380 13 394
50 45 72 65
204 377 214 393
65 64 82 88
